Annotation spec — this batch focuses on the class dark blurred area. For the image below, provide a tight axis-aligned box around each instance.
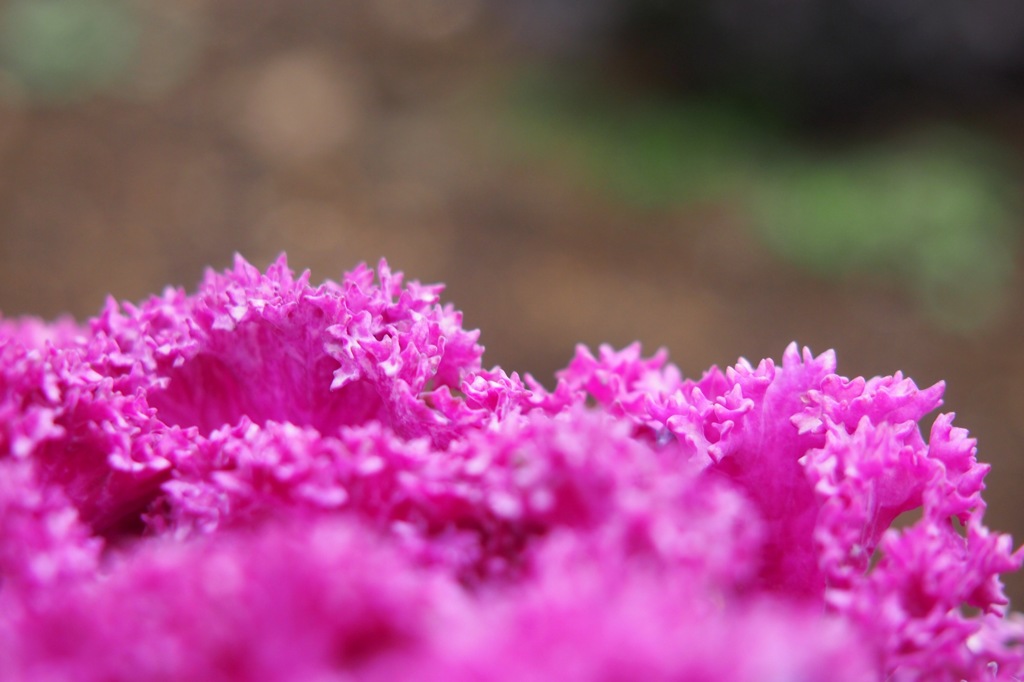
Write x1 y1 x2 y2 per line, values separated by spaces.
507 0 1024 126
1 0 1023 602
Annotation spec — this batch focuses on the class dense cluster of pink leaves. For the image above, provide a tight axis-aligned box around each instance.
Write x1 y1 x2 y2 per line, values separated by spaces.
1 255 1021 681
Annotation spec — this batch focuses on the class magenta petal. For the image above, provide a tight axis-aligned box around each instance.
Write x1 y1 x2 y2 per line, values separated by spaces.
0 257 1020 681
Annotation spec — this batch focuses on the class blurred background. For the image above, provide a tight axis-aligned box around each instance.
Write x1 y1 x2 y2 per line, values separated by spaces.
0 0 1022 601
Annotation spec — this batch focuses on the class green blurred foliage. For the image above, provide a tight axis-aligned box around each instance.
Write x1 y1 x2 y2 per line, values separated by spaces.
504 74 1019 331
1 0 139 102
507 74 770 208
0 0 204 104
754 135 1017 331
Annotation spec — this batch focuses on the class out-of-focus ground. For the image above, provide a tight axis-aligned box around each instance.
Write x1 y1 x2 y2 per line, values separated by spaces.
1 0 1023 602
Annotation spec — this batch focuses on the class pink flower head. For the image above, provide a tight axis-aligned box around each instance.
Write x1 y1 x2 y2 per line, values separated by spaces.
0 254 1020 681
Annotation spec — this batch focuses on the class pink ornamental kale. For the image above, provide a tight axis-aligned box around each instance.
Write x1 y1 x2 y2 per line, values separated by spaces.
0 255 1020 682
